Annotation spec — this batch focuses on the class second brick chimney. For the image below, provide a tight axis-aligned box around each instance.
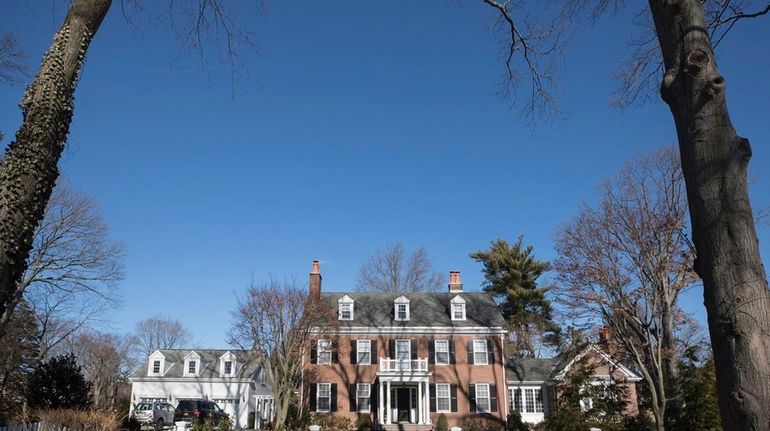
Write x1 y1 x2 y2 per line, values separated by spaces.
309 260 322 301
448 270 463 293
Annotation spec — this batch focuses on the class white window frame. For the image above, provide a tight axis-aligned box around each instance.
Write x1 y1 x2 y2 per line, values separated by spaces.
187 360 197 375
475 383 491 413
434 340 449 365
452 303 466 320
396 303 409 321
395 339 411 360
224 360 232 375
152 360 161 374
316 382 331 413
339 303 353 320
357 383 371 413
473 340 488 365
357 340 371 365
394 296 410 321
317 339 332 365
436 383 451 413
510 387 544 414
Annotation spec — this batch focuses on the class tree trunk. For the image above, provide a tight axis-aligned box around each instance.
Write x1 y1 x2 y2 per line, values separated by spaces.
648 1 770 429
661 298 679 430
0 0 111 338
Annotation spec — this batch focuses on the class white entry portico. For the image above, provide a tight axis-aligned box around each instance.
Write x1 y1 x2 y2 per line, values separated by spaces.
377 358 432 426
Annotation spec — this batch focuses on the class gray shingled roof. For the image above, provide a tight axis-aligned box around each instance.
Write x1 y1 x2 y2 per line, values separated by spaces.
322 292 507 328
506 357 561 383
131 349 262 379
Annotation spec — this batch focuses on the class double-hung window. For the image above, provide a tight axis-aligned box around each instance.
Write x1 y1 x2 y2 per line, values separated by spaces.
318 339 333 365
339 303 352 320
224 360 232 375
152 360 161 374
357 340 371 365
187 360 197 374
434 340 449 365
475 383 491 413
452 303 465 320
317 383 331 412
473 340 488 365
396 304 408 320
436 383 451 412
357 383 371 412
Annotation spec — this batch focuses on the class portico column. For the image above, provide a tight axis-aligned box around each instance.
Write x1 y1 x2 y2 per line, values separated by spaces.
424 381 431 424
417 381 423 424
386 381 391 424
378 383 384 425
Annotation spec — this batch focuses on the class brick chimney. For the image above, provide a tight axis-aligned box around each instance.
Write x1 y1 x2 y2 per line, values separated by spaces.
448 270 463 293
309 260 322 301
598 326 617 355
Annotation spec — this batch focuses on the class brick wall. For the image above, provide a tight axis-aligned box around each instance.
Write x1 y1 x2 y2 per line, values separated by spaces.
305 333 508 428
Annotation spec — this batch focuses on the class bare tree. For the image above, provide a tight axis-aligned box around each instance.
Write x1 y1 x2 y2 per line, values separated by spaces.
356 243 445 293
65 330 137 410
0 182 124 356
0 33 27 86
553 147 699 431
133 316 192 358
228 278 338 429
480 2 770 428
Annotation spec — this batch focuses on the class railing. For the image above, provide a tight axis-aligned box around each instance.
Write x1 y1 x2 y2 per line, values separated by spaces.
379 357 429 372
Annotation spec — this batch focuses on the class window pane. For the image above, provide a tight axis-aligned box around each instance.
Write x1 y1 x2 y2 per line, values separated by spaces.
224 361 232 374
188 361 196 373
437 384 450 412
525 389 535 413
318 339 332 364
473 340 488 365
476 384 490 413
357 340 371 364
396 340 410 360
318 383 331 411
153 361 160 373
435 340 449 365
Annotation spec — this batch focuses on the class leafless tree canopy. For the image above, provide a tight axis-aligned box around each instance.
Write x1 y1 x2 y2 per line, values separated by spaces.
65 329 137 410
356 243 445 293
133 316 192 358
228 278 338 429
0 182 124 357
0 33 27 86
553 147 699 430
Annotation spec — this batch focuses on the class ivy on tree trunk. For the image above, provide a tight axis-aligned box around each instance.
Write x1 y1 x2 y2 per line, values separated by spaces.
0 0 112 339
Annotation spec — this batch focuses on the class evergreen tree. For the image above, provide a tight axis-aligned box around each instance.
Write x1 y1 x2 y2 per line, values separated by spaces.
670 348 722 431
470 237 559 356
0 300 38 424
27 353 91 410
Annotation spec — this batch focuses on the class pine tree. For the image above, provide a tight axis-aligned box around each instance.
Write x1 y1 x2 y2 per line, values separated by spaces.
27 353 91 410
470 237 559 357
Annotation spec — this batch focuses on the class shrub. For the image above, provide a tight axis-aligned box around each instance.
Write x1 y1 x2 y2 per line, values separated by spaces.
356 414 372 431
461 417 505 431
507 411 528 431
248 412 256 429
36 409 120 431
435 413 449 431
310 413 353 431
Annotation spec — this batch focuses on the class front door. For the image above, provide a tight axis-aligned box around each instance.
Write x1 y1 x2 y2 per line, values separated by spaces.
396 388 410 422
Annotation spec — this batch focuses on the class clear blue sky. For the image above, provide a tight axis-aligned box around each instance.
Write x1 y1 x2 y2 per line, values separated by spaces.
1 2 768 350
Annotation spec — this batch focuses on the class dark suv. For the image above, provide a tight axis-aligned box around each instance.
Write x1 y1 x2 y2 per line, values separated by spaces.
173 400 227 424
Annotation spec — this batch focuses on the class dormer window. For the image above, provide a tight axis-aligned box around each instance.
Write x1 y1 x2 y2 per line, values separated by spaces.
338 295 354 320
450 295 466 321
219 351 237 377
394 295 410 321
148 351 166 376
184 351 201 377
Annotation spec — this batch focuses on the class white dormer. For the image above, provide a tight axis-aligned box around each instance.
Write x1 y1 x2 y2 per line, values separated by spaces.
450 295 467 321
219 351 238 377
394 295 410 321
338 295 355 320
184 351 201 377
148 350 166 376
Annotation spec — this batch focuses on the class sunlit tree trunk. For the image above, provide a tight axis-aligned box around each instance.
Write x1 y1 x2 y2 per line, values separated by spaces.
0 0 111 339
649 1 770 429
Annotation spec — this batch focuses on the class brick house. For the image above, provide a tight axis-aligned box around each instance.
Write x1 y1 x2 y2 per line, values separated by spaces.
304 262 509 429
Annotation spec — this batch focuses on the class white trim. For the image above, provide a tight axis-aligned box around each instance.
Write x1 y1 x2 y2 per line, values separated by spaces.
434 340 450 365
553 345 642 382
317 339 333 365
316 382 332 413
338 295 355 321
325 326 507 335
473 340 489 365
475 383 491 413
450 295 467 321
357 339 372 365
357 383 372 413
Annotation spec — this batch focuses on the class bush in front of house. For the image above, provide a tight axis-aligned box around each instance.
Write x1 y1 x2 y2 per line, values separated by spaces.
355 414 372 431
35 409 120 431
506 411 529 431
461 416 506 431
435 413 449 431
310 413 353 431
